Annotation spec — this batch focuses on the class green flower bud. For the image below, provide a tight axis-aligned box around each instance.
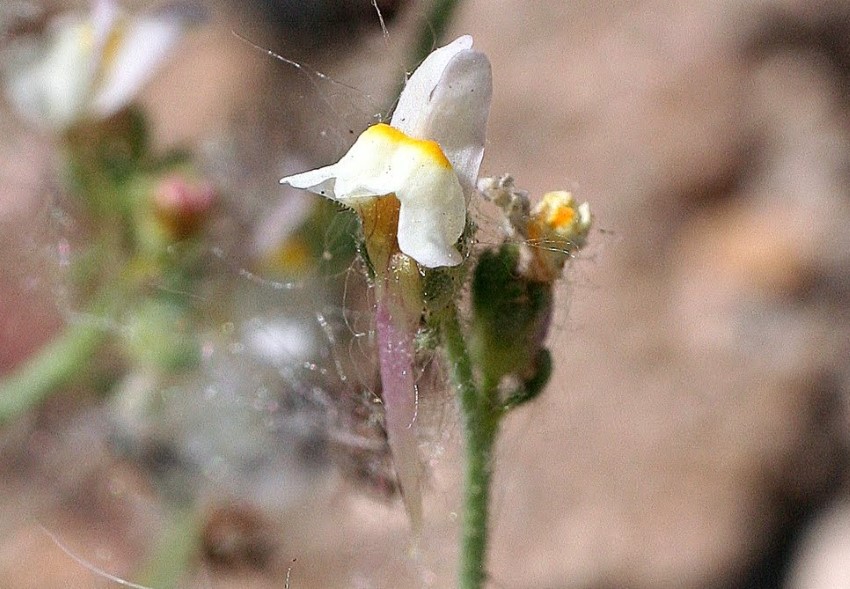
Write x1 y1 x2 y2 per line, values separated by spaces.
469 244 553 393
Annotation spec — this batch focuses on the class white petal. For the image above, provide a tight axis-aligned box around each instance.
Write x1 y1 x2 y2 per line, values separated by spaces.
390 35 472 135
5 21 93 129
280 164 339 201
91 0 121 52
91 15 186 117
375 128 465 267
417 49 492 197
285 124 409 205
331 127 410 200
396 173 465 267
281 124 466 267
5 0 197 129
390 36 492 199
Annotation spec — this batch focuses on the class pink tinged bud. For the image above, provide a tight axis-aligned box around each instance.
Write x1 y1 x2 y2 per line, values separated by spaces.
154 174 215 236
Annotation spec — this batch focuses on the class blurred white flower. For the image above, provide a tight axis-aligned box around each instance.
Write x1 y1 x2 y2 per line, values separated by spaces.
281 35 492 268
5 0 201 130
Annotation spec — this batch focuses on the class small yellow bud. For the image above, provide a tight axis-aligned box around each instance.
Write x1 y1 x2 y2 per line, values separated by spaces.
524 191 591 282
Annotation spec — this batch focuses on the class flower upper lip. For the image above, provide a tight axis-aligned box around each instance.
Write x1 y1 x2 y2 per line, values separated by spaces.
280 35 493 268
389 35 492 200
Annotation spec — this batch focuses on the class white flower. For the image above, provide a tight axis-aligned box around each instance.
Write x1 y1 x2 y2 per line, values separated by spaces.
5 0 199 130
280 35 492 268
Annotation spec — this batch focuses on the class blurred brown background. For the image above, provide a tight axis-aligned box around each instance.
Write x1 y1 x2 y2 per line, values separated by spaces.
2 0 850 588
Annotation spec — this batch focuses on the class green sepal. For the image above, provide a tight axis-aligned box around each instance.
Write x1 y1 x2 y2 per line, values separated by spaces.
422 265 463 320
470 244 553 385
501 348 552 412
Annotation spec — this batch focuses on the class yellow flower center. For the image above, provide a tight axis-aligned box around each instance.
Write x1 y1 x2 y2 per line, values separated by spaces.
538 191 577 234
362 123 452 169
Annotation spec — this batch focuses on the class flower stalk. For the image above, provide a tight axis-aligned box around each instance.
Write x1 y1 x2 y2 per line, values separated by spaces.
0 304 108 425
440 303 499 589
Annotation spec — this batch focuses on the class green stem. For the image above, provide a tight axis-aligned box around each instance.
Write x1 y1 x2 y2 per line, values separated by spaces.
136 508 201 589
0 310 107 425
442 305 499 589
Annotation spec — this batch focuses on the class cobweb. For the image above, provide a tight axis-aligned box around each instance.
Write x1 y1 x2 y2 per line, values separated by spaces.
0 8 602 586
0 13 405 587
108 80 398 515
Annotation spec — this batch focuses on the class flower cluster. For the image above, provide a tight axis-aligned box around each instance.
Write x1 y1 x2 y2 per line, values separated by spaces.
2 5 595 584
